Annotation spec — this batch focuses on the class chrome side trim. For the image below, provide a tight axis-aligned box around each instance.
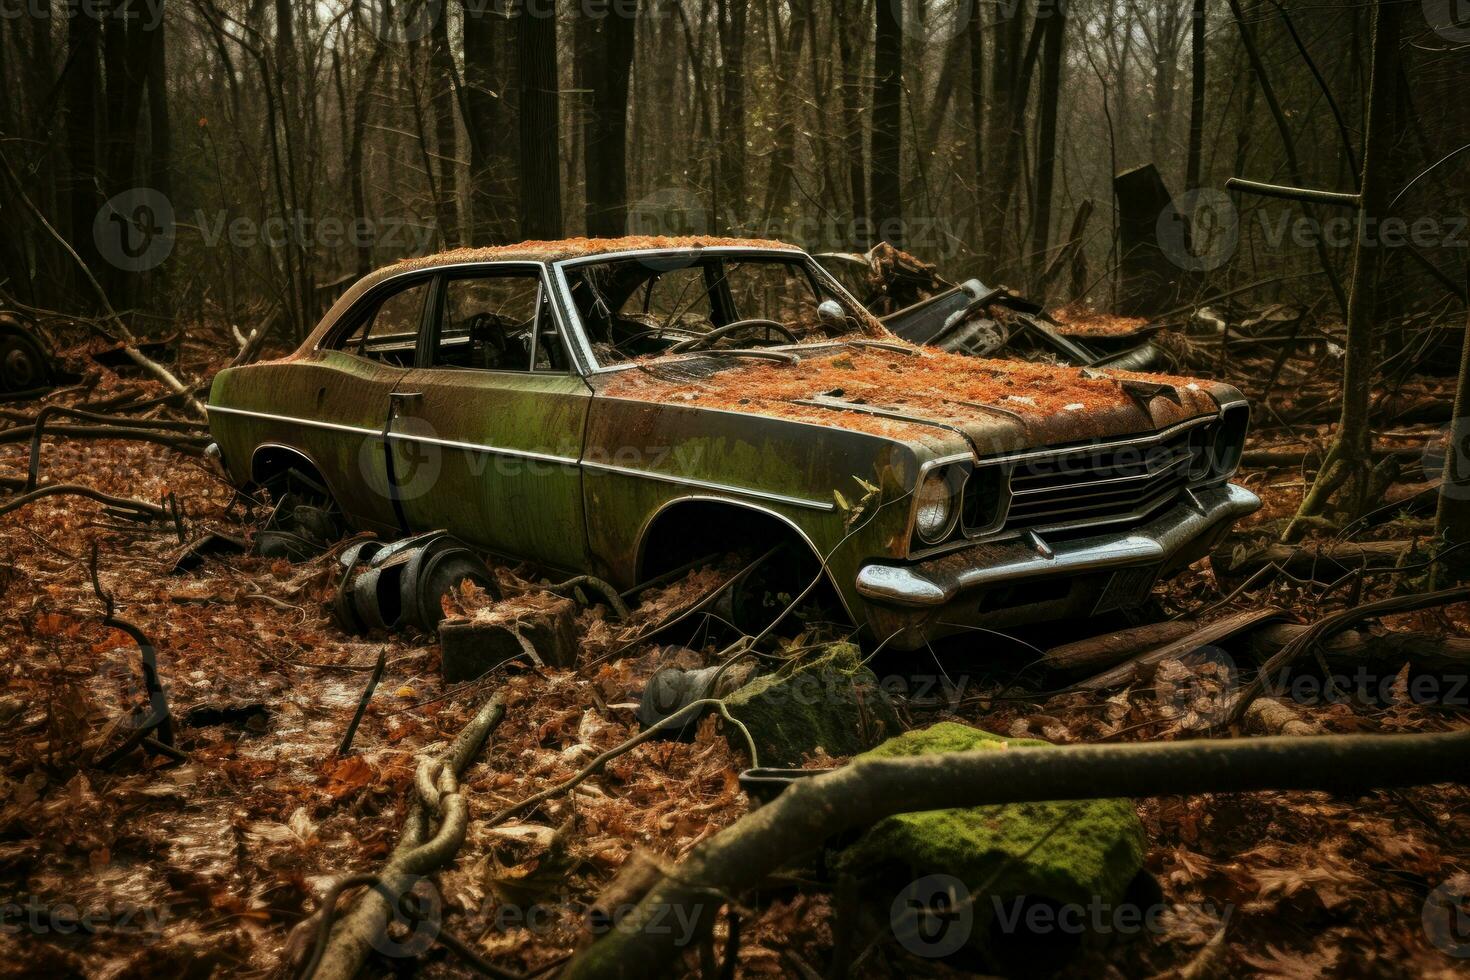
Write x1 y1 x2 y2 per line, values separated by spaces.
382 431 580 467
581 460 835 512
209 403 379 438
209 404 581 467
856 483 1260 608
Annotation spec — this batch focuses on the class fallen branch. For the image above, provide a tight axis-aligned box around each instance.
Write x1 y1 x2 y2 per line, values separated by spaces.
2 422 207 450
1073 607 1285 691
0 484 167 521
1222 587 1470 727
563 727 1470 978
542 574 632 620
306 693 506 980
1042 619 1199 673
336 649 387 756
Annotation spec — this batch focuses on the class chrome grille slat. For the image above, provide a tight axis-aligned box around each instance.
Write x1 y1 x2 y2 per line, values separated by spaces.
971 425 1203 536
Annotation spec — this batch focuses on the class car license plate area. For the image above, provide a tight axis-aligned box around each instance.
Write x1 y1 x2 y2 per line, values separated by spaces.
1093 564 1161 615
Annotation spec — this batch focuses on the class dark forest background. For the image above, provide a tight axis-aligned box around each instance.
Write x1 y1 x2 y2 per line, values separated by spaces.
0 0 1467 343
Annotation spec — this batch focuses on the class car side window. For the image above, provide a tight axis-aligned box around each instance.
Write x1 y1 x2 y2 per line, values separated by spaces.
435 271 565 372
340 280 430 366
722 259 821 324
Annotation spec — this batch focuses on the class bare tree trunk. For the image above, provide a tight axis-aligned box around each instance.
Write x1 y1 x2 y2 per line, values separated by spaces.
64 0 102 307
1224 0 1349 319
836 0 867 247
714 0 748 232
517 0 562 239
464 0 517 245
1029 4 1065 284
349 14 390 275
146 0 172 314
429 3 461 246
580 0 638 238
1185 0 1205 190
869 0 902 246
1287 0 1402 536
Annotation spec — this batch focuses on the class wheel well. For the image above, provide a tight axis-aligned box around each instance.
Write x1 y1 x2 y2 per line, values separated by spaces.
638 500 799 578
249 445 332 498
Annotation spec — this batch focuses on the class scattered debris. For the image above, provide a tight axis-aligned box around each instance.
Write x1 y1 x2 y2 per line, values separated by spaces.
332 531 498 635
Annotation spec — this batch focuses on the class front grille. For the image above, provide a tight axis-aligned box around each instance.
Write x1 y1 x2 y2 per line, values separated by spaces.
988 427 1199 534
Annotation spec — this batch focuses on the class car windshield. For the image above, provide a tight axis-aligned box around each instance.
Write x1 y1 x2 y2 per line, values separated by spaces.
559 251 885 366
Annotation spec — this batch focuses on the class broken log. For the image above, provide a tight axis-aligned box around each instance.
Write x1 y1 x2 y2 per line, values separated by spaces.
1248 622 1470 670
1074 607 1285 691
1223 586 1470 727
563 727 1470 979
1042 620 1199 673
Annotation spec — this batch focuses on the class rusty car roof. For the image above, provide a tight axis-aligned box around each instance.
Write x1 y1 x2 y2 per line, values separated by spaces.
380 235 802 272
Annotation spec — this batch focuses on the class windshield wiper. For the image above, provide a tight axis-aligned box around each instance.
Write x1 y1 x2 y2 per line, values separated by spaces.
690 348 800 365
843 339 917 355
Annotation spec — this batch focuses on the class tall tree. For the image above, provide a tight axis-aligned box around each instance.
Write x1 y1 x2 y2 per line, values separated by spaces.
429 2 461 246
517 0 562 239
579 0 638 237
1184 0 1205 190
1030 3 1066 280
63 0 102 295
463 0 518 244
870 0 902 246
835 0 867 247
1287 0 1403 536
714 0 748 231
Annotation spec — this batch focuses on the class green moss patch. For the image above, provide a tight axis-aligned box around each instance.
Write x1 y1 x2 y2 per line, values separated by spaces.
836 722 1146 915
723 642 902 767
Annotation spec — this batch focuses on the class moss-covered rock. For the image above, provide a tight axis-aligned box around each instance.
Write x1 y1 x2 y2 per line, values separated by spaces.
722 642 902 767
835 722 1146 921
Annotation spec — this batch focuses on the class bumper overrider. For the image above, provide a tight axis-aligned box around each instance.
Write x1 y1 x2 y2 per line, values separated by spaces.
854 483 1260 649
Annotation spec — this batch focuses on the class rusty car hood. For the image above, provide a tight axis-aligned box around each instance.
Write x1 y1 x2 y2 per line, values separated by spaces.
596 343 1228 458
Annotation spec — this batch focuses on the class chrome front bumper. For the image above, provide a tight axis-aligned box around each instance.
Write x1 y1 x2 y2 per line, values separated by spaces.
855 483 1259 623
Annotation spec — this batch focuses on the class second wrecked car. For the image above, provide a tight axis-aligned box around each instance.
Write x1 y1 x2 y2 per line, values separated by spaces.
206 237 1258 649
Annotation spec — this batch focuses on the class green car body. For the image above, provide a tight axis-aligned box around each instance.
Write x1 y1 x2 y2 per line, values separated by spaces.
207 237 1258 649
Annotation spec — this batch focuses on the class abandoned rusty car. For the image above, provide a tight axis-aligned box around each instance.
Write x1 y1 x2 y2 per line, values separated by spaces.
205 237 1258 648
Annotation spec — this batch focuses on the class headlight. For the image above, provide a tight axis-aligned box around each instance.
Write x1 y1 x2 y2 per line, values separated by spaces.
914 469 960 544
1211 403 1249 478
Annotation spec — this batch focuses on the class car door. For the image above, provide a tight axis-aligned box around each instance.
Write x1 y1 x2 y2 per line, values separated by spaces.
388 264 593 571
277 273 433 531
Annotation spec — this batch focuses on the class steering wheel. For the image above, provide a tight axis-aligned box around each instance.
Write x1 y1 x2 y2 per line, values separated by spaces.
667 318 798 354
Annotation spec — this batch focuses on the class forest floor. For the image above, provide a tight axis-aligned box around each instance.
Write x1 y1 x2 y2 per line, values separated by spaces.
2 320 1469 979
